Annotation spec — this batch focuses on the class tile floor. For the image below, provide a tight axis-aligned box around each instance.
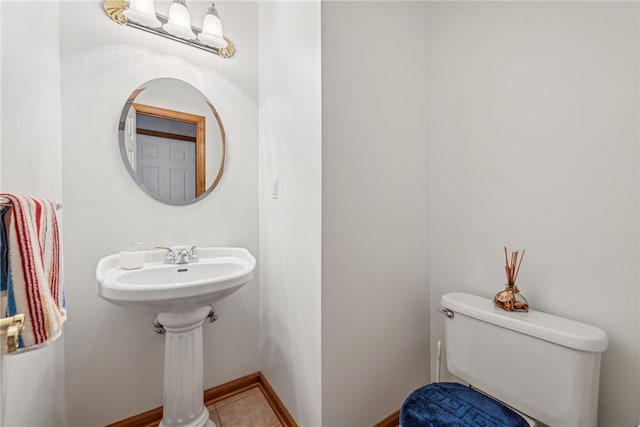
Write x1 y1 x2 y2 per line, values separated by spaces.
207 386 282 427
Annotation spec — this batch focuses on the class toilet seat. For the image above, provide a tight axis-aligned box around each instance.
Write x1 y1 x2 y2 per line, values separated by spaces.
400 382 530 427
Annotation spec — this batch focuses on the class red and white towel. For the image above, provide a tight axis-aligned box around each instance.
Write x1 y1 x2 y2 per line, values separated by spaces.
0 193 66 353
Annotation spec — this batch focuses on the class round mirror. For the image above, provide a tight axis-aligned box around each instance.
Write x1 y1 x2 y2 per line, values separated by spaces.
119 78 225 205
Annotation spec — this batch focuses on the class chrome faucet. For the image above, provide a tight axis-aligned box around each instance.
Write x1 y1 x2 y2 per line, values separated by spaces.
158 246 199 265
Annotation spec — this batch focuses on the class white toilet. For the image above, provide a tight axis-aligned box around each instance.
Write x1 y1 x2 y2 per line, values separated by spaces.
401 292 609 427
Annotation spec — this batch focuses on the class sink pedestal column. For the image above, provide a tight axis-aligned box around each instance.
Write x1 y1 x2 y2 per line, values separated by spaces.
158 307 214 427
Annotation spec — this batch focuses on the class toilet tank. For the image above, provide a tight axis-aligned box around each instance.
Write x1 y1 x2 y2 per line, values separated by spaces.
441 292 608 427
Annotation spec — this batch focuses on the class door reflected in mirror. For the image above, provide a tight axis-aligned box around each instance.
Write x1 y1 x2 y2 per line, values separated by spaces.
119 78 225 205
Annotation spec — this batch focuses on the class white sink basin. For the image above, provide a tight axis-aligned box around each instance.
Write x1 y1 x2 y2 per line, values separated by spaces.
96 247 256 313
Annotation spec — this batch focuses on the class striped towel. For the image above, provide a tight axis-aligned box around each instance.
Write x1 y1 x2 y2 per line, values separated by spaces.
0 194 66 353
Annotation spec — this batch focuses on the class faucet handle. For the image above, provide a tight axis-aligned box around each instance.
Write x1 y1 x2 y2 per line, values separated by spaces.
189 246 199 263
156 246 176 264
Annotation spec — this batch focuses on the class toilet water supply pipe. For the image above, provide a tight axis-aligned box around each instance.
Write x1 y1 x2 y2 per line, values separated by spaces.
436 340 442 382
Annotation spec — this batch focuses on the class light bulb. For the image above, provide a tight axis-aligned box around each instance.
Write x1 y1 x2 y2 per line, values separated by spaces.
197 4 227 48
124 0 162 28
163 0 196 40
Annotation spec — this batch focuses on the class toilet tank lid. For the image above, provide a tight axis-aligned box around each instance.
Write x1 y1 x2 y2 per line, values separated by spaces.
441 292 609 353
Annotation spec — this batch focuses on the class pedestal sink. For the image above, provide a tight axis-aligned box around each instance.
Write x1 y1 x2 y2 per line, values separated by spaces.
96 247 256 427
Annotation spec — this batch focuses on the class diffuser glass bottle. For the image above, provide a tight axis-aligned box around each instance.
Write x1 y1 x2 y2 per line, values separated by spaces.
493 247 529 312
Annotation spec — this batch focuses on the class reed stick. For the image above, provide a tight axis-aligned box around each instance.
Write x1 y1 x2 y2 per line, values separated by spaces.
513 249 526 284
504 247 525 287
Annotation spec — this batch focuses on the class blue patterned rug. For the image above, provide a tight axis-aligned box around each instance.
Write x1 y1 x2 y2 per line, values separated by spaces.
400 382 529 427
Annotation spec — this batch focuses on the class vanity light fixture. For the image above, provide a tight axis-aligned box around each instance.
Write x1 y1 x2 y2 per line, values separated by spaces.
103 0 235 58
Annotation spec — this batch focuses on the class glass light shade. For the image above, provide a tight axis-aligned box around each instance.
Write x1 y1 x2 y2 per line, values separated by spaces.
197 8 226 49
163 0 196 40
124 0 162 28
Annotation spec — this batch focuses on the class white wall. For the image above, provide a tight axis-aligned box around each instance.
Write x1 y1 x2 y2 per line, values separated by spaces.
258 2 322 426
0 3 3 424
0 2 67 426
321 2 430 425
0 0 3 192
59 2 259 425
429 2 639 425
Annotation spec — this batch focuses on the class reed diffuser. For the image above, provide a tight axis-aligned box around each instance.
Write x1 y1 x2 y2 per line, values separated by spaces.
493 247 529 312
